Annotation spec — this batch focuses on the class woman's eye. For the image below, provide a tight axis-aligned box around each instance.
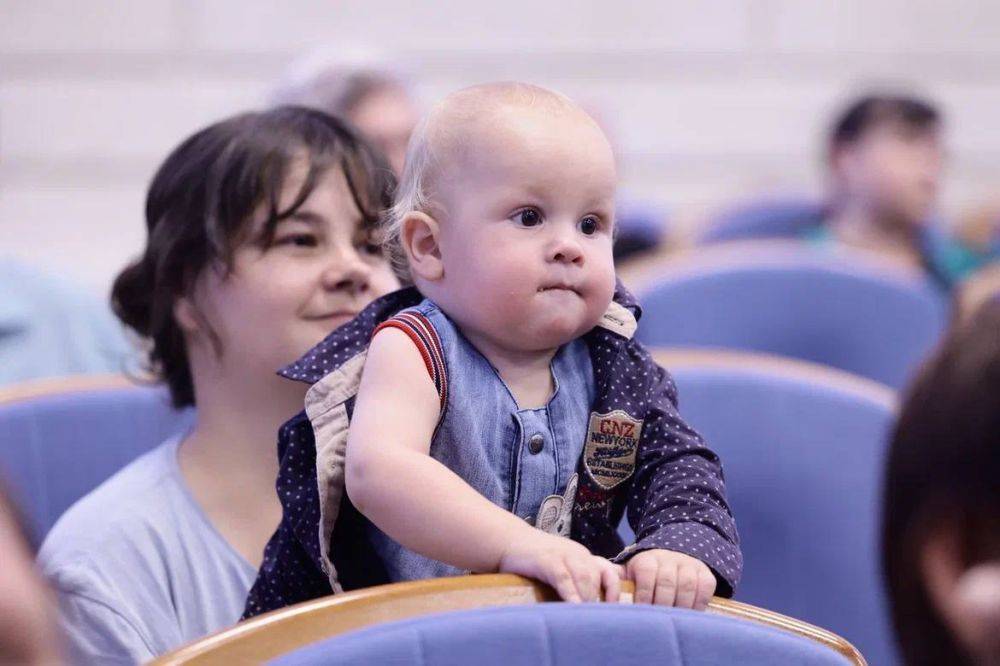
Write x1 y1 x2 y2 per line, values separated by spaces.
579 217 600 235
514 209 542 227
276 233 317 248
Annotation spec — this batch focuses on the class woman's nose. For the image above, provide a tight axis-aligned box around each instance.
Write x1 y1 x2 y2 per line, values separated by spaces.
320 246 372 294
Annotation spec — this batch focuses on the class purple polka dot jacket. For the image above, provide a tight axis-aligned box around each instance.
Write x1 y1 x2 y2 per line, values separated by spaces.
243 282 741 618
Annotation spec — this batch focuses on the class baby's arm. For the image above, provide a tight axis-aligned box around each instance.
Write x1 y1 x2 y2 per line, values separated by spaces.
345 327 621 602
618 347 742 605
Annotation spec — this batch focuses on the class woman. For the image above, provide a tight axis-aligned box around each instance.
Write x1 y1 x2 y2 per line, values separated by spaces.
38 107 399 663
883 298 1000 664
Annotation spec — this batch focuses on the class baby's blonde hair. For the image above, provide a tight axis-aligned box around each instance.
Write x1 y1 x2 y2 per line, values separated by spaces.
381 82 587 279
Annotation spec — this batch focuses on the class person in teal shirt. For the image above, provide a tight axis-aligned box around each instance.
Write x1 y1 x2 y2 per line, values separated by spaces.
808 94 995 290
709 94 996 291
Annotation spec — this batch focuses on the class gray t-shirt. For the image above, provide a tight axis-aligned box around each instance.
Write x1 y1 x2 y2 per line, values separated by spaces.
38 436 257 664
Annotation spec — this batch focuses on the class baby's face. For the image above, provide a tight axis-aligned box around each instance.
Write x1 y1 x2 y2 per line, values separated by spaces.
432 105 617 353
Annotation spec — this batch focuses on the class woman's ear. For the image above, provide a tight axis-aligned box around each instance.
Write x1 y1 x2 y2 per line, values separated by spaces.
173 296 202 336
401 211 444 281
174 291 224 357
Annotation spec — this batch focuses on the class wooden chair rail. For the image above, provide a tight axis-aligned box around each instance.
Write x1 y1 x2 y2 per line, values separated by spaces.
152 574 866 666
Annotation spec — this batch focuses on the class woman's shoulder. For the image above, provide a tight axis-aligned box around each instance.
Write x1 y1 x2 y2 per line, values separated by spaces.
38 436 240 587
37 436 258 661
40 439 181 557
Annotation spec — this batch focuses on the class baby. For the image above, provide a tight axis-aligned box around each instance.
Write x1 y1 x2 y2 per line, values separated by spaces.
245 83 740 616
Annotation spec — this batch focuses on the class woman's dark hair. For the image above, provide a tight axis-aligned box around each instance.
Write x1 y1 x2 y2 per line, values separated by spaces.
882 299 1000 665
830 94 940 150
111 106 396 407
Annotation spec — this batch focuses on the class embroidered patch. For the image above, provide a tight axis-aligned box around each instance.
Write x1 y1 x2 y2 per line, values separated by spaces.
534 473 577 536
583 410 642 490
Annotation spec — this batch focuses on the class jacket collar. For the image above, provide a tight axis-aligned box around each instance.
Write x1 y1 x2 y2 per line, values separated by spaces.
600 280 641 340
279 279 642 385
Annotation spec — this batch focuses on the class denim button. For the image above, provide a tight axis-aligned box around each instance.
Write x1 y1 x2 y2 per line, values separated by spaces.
528 434 544 454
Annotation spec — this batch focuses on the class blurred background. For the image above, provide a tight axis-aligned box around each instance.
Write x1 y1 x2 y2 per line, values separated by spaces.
3 0 1000 294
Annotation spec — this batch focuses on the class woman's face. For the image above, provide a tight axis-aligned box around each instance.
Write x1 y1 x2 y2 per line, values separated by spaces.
186 162 400 378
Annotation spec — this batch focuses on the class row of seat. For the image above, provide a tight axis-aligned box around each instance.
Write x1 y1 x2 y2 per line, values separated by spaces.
0 348 898 663
622 240 948 389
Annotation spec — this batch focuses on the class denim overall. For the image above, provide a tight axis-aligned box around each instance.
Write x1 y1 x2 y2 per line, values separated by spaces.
368 299 595 581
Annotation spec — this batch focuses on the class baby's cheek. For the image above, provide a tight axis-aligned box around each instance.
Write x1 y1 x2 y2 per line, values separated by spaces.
596 261 617 300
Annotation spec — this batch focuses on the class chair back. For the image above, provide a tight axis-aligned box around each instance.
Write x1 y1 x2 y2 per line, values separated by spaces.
153 575 865 665
272 603 856 666
0 376 193 539
698 196 825 244
635 243 948 388
639 350 897 665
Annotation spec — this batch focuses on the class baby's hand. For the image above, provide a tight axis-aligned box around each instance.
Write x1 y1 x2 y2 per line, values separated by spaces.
625 549 716 610
499 533 624 603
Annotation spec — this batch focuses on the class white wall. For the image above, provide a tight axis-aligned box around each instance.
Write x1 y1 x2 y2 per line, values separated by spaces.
3 0 1000 294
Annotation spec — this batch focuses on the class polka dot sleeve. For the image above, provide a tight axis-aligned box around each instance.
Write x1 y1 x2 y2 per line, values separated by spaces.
612 344 743 597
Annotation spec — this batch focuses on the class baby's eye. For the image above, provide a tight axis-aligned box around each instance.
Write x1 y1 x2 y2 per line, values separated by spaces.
513 208 542 227
359 241 383 256
579 216 601 236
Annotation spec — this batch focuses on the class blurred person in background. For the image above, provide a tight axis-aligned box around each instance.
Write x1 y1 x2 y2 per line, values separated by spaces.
882 298 1000 665
953 202 1000 319
956 262 1000 322
270 48 420 176
0 260 132 386
38 107 399 664
954 201 1000 268
811 94 987 289
0 485 63 664
704 93 992 292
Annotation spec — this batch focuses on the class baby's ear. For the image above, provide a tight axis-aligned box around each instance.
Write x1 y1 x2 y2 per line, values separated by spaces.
401 211 444 281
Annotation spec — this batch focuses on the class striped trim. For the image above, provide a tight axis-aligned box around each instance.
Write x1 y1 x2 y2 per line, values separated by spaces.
372 311 448 406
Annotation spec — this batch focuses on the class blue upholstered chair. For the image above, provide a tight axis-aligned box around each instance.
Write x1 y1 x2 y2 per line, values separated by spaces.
698 196 826 244
634 243 948 388
0 376 193 540
269 604 853 666
625 350 898 665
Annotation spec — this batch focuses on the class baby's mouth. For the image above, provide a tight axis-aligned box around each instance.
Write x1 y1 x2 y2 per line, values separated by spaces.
538 284 580 295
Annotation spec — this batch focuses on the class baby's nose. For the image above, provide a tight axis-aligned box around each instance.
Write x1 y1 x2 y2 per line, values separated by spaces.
550 237 584 264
